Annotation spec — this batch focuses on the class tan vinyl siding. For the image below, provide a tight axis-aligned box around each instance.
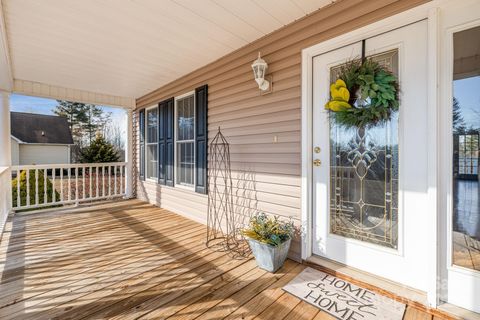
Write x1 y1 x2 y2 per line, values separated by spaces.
135 0 429 261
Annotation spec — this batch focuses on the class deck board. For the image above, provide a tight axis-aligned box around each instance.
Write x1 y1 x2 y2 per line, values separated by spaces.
0 200 452 319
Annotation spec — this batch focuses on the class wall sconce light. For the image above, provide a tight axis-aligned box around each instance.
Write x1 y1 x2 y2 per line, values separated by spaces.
251 52 270 91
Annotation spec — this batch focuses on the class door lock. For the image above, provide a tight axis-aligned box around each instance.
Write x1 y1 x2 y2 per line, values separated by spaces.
314 147 321 153
313 159 321 167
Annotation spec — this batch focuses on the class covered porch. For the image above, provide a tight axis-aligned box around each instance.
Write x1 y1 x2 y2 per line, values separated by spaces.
0 200 444 320
0 0 479 318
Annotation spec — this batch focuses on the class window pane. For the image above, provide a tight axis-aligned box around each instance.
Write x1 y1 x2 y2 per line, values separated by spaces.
176 142 194 186
177 95 194 141
146 108 158 143
329 50 399 249
452 26 480 271
147 145 158 179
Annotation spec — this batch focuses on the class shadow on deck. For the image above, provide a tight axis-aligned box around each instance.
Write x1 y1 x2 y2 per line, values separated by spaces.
0 200 452 319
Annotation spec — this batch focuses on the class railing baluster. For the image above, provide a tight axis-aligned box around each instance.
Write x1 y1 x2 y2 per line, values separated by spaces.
35 169 39 206
26 169 30 207
44 169 47 204
89 166 92 199
120 165 123 195
96 166 99 198
60 168 64 202
114 165 117 195
75 167 79 203
52 168 56 203
108 166 111 197
83 167 86 200
68 167 71 201
17 170 20 208
102 166 105 197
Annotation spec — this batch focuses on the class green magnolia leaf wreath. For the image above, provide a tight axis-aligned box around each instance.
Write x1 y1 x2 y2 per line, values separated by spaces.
324 59 399 129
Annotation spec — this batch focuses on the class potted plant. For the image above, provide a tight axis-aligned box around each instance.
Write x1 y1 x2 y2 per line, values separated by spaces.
241 213 294 272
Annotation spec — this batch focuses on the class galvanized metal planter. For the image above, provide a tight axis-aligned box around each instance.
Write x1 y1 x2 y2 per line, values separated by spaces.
246 237 291 273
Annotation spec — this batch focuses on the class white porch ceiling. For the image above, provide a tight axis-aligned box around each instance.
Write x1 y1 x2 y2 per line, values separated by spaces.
1 0 333 104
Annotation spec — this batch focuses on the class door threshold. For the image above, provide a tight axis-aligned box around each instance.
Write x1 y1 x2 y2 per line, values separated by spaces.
438 303 480 320
304 255 458 319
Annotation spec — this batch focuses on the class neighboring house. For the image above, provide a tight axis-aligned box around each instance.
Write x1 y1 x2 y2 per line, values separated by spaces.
10 112 73 165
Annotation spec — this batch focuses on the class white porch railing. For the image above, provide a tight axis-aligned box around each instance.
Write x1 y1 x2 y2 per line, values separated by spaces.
11 162 127 211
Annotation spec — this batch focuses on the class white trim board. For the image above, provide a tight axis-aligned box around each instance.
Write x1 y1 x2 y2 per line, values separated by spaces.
13 79 135 109
301 0 442 307
0 0 13 92
144 104 159 183
436 0 480 312
174 91 196 191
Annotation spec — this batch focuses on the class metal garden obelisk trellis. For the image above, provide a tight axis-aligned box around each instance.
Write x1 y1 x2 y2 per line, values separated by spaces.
206 127 249 257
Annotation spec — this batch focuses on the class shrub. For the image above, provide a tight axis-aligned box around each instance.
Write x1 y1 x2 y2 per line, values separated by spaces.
79 134 120 163
12 170 60 208
241 213 294 246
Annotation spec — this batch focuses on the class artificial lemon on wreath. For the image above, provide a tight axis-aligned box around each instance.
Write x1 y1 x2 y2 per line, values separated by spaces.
324 79 352 112
323 59 400 129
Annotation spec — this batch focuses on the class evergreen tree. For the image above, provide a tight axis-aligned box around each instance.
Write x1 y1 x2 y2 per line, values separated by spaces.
79 133 120 163
453 97 466 134
84 105 112 144
53 100 112 145
53 100 89 144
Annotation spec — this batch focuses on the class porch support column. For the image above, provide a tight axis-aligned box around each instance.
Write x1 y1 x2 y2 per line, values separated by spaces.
125 109 134 198
0 90 12 224
0 91 10 168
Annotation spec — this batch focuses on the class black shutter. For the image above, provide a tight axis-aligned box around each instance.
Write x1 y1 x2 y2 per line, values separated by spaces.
157 103 166 185
158 98 174 186
195 85 208 194
165 98 175 186
139 109 145 181
158 97 175 186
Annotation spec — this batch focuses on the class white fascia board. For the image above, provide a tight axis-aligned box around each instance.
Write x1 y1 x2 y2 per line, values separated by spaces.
17 142 74 146
13 79 135 109
10 135 24 144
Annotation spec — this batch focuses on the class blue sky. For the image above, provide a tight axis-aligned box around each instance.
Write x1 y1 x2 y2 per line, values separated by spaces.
454 76 480 128
10 94 127 131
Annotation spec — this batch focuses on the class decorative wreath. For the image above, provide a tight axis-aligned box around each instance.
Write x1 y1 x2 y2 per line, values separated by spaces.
324 59 399 129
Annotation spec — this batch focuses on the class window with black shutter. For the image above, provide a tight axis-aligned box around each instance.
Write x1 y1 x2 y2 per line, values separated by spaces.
141 85 207 194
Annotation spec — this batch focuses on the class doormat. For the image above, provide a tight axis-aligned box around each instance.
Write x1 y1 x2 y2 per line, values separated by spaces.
283 267 406 320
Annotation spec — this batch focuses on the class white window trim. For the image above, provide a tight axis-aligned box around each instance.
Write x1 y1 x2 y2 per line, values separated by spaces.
174 91 196 190
145 105 158 182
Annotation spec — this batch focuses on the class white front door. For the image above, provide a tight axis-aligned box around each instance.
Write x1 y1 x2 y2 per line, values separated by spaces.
311 20 431 292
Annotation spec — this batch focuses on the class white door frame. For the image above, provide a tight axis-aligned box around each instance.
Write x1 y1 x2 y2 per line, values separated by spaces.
300 1 440 306
437 0 480 311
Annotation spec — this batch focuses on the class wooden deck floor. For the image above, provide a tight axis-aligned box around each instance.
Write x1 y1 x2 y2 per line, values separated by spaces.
0 199 450 320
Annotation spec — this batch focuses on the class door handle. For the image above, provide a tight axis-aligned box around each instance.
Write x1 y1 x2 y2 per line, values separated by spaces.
313 159 321 167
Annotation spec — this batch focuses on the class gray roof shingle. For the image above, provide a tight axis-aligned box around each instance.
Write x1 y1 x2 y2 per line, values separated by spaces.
11 112 74 145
